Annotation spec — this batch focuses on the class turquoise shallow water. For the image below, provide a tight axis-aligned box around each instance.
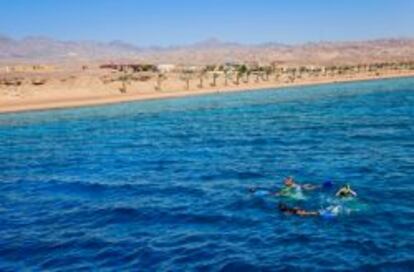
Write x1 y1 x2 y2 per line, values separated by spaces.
0 78 414 271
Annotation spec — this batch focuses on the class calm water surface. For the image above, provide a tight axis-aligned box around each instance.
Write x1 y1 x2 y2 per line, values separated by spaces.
1 78 414 271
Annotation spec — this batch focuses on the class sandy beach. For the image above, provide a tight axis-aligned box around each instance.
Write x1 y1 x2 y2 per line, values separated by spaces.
1 70 414 114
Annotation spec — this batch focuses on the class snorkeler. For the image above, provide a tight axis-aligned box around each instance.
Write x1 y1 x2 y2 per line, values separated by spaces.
278 203 319 217
335 184 357 198
276 176 317 196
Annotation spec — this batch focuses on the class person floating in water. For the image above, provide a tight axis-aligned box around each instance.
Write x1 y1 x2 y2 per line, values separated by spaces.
278 203 319 217
276 176 317 196
335 184 357 198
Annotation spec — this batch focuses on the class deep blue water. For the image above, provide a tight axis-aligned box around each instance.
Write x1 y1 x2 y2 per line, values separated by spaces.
1 78 414 271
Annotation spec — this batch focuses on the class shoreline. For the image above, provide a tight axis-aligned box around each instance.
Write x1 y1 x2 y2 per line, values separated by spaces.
1 72 414 114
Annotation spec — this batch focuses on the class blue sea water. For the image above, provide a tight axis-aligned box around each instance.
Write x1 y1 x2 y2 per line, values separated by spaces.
1 78 414 271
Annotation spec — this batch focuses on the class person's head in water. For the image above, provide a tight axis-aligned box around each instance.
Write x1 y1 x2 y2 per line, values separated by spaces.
278 203 289 212
336 183 357 198
278 202 298 214
342 184 352 192
284 176 295 187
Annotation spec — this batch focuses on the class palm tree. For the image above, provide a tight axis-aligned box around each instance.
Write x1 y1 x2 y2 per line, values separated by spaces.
236 65 247 85
197 70 207 88
210 72 219 87
274 72 281 82
118 71 129 93
243 71 250 83
120 81 127 93
155 73 165 91
292 67 298 79
180 71 193 90
255 72 260 83
235 73 241 85
224 70 230 86
264 67 272 81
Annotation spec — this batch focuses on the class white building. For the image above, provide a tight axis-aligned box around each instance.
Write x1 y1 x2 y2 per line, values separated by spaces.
157 64 176 73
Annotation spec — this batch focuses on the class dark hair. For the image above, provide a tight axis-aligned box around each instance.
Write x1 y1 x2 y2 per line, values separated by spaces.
278 203 289 212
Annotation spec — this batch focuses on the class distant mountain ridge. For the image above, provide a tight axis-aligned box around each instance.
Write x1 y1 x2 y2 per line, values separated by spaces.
1 35 414 65
0 35 143 60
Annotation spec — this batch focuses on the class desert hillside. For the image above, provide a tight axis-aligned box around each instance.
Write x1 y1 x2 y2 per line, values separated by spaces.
1 35 414 65
1 35 414 113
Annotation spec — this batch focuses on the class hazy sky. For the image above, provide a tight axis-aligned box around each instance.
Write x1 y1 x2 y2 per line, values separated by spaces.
0 0 413 46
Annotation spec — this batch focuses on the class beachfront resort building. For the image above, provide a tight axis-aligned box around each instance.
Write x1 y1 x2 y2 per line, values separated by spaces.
157 64 176 73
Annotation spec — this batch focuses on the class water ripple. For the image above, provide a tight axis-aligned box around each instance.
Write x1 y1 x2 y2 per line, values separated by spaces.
1 78 414 271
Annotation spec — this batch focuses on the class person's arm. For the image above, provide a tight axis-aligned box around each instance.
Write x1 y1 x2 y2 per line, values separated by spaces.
307 211 320 216
297 210 319 216
301 184 319 190
350 190 357 197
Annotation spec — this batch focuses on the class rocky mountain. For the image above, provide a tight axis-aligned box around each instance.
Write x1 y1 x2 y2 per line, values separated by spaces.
140 38 414 65
1 35 414 65
0 35 143 60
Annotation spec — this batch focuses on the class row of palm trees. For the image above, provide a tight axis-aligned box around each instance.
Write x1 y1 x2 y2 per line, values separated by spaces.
113 61 414 93
157 64 275 91
167 61 414 91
